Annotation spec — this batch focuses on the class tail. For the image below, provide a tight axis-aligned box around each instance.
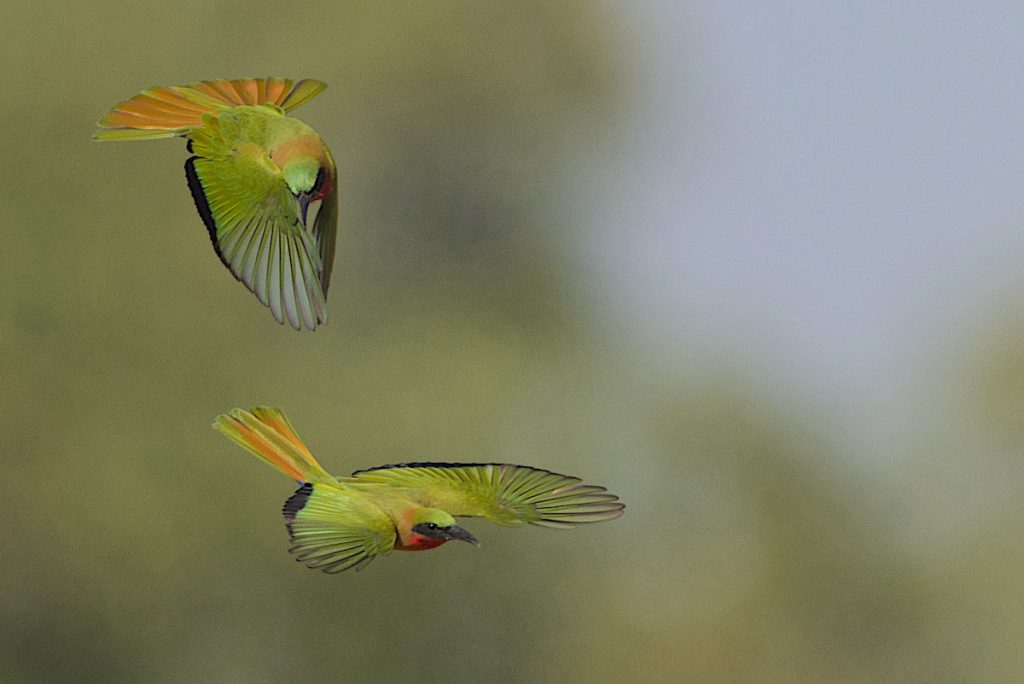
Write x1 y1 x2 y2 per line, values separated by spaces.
94 77 327 141
213 407 334 484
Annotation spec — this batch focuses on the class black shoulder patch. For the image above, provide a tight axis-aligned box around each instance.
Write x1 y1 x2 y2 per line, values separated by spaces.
282 483 314 529
351 461 507 476
184 156 228 268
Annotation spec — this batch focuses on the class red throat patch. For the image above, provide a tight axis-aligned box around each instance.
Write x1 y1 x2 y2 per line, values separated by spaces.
396 533 448 552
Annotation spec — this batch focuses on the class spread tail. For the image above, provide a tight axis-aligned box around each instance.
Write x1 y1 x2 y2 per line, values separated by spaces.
94 77 327 141
214 407 334 484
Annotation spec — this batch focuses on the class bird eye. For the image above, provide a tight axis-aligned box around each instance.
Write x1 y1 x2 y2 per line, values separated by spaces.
311 167 326 194
426 523 438 530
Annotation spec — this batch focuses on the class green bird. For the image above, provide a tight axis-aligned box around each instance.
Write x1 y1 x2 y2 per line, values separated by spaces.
214 407 625 573
95 78 337 330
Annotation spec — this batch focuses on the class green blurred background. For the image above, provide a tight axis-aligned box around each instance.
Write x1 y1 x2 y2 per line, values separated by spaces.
3 1 1024 682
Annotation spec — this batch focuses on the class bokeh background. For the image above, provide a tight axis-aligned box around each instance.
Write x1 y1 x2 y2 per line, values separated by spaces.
3 1 1024 681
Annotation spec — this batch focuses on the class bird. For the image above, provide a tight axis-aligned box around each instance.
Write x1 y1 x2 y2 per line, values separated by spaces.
94 78 337 330
213 407 625 573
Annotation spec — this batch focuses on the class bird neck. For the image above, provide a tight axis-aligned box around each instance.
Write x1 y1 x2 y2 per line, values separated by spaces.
395 533 448 552
271 128 325 191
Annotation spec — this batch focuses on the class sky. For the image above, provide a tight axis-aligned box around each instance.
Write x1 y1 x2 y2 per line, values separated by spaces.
583 1 1024 461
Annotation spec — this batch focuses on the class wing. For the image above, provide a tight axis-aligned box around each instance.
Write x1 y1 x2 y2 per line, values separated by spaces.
185 118 328 330
311 146 339 295
347 463 625 529
283 483 396 573
94 78 326 141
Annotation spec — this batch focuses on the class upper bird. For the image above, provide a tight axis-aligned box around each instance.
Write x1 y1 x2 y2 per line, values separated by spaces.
95 78 337 330
214 407 625 574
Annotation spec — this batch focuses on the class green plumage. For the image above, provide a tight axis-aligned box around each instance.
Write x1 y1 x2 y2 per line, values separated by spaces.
345 463 626 528
186 107 333 329
95 78 338 330
214 407 625 574
283 484 396 573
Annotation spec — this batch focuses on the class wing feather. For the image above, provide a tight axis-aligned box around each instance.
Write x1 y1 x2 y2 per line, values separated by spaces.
280 236 299 329
186 153 328 330
310 147 338 295
237 219 263 286
251 219 271 306
282 484 395 574
289 238 316 330
267 228 284 326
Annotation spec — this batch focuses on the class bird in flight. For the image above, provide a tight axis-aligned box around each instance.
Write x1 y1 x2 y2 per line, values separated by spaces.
95 78 337 330
214 407 625 573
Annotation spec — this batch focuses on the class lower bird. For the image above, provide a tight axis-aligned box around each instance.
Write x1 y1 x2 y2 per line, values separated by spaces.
94 78 337 331
214 407 625 573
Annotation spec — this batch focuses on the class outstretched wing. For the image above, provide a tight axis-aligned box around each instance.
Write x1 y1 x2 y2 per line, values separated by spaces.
94 78 326 141
347 463 625 529
283 484 396 573
185 117 327 330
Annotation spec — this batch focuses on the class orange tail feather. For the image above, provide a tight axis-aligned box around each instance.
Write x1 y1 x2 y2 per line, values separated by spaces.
94 77 327 141
214 407 334 484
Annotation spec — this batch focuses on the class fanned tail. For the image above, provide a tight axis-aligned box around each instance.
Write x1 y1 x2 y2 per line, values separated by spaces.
213 407 334 484
94 77 327 141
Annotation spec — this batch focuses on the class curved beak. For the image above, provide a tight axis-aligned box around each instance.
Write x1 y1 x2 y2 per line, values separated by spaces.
298 193 312 227
446 525 480 547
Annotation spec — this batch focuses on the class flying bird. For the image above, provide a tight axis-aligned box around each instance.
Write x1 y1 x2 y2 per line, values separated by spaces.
214 407 625 573
94 78 337 330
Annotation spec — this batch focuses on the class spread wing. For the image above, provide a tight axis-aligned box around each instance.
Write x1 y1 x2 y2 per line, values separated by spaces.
283 484 396 573
347 463 625 529
185 117 328 330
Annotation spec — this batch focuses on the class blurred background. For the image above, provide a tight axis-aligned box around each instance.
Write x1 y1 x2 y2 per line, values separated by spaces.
2 1 1024 681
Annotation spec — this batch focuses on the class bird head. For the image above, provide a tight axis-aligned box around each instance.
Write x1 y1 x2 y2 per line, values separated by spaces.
409 508 480 547
282 158 329 226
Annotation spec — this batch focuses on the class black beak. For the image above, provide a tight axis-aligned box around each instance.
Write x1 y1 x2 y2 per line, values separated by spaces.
446 525 480 547
298 193 312 226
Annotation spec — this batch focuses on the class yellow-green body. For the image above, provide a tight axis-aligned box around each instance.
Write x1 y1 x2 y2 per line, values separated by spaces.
215 407 625 573
95 78 338 330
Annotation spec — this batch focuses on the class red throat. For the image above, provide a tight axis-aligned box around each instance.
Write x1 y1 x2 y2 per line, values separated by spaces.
397 533 448 552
